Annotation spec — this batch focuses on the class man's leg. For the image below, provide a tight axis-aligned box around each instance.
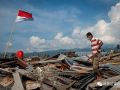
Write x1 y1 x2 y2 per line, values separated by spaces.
93 56 99 74
93 55 102 80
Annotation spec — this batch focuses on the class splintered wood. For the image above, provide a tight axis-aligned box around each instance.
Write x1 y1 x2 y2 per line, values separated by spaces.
100 52 120 64
0 52 120 90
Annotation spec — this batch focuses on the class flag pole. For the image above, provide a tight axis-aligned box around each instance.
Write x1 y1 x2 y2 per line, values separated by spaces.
4 10 33 57
4 22 16 58
4 9 18 58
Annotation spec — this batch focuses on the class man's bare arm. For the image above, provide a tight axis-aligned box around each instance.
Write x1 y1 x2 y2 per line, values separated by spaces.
98 40 103 49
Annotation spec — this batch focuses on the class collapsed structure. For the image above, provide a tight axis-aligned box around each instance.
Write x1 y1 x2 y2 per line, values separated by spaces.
0 52 120 90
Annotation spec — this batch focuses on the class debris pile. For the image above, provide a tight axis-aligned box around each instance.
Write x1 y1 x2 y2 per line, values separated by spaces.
0 52 120 90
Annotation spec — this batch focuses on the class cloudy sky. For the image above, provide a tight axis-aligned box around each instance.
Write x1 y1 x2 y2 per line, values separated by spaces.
0 0 120 52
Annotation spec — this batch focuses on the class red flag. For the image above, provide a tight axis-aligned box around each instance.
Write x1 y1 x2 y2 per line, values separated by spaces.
16 10 33 22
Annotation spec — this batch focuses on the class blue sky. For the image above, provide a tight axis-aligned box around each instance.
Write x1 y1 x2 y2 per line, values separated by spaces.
0 0 120 52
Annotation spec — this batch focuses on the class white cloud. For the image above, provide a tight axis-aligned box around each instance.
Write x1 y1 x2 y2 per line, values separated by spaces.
30 36 46 47
100 36 117 44
54 32 75 45
72 27 81 38
61 36 74 45
54 33 63 40
108 3 120 22
28 2 120 52
81 2 120 45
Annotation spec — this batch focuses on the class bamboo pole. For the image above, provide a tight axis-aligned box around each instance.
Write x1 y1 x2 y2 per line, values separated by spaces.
4 23 16 58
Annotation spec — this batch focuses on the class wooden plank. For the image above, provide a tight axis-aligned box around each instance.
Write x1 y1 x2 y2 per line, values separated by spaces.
12 72 24 90
0 68 13 73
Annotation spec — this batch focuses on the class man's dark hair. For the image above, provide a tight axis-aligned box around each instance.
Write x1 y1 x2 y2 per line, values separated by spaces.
86 32 93 37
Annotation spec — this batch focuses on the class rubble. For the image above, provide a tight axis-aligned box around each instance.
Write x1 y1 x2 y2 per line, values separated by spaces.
0 52 120 90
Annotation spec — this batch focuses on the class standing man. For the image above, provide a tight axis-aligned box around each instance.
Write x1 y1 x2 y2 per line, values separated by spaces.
86 32 103 79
